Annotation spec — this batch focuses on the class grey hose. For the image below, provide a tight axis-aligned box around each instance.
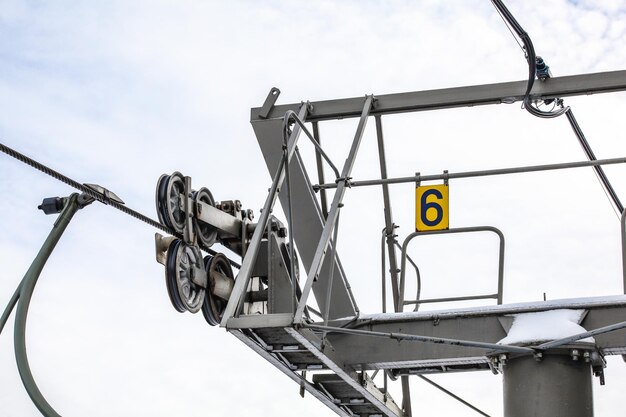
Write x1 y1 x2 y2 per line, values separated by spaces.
13 193 82 417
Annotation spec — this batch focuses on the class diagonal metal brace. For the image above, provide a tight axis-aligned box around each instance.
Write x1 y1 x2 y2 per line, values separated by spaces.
294 96 374 323
220 104 309 326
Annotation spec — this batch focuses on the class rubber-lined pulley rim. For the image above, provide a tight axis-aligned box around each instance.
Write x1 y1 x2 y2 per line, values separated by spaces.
201 255 219 326
202 253 235 326
156 174 170 227
164 171 186 233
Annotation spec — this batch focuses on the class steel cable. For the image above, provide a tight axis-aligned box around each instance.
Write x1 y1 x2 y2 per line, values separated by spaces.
0 141 240 267
1 142 170 232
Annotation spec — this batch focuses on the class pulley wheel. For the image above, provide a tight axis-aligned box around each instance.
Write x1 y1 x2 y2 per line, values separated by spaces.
155 174 170 227
202 253 234 326
193 187 218 248
166 239 206 313
165 240 185 312
164 171 186 233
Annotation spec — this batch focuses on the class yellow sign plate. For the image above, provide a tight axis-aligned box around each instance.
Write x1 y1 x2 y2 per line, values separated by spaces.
415 184 449 231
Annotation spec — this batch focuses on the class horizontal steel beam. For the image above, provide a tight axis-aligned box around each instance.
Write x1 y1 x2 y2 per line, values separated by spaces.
324 296 626 371
314 157 626 190
251 70 626 122
305 323 534 354
195 202 241 237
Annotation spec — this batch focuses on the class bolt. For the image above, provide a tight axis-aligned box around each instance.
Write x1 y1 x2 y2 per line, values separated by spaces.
571 349 580 361
499 354 507 367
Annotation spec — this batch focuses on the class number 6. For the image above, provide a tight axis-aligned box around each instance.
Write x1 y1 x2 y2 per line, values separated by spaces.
421 189 444 226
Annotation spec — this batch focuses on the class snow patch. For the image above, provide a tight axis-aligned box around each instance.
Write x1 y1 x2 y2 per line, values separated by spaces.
498 309 594 346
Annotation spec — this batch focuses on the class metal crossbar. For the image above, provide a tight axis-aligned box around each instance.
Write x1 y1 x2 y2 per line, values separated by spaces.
314 157 626 190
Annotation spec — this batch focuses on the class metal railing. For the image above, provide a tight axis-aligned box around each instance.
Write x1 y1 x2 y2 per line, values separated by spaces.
399 226 505 309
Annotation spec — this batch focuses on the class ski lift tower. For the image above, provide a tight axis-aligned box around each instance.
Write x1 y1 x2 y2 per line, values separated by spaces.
151 3 626 415
188 68 626 417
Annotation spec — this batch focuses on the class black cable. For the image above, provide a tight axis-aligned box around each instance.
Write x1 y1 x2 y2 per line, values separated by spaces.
0 141 241 268
490 3 623 213
491 0 568 119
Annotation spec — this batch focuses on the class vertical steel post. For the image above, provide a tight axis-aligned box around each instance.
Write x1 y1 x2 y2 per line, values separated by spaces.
375 116 402 312
294 96 373 323
621 208 626 294
503 353 593 417
312 122 329 219
375 116 413 416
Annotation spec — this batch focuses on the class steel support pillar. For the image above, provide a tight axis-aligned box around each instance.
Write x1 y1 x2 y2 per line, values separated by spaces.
503 353 593 417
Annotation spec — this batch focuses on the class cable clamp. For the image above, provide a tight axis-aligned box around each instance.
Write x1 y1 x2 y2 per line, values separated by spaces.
443 170 449 186
415 172 421 187
83 183 124 205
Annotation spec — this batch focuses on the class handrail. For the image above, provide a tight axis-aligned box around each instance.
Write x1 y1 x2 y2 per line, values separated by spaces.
283 110 340 179
399 226 505 310
380 229 422 313
397 241 422 311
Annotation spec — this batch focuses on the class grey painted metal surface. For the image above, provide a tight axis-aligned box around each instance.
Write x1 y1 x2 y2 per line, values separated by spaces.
222 105 313 324
251 70 626 122
251 110 357 321
375 116 402 313
294 96 373 322
323 297 626 371
503 354 593 417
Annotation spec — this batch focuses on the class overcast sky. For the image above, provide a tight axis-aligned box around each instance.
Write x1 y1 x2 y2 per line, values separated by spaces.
1 1 626 416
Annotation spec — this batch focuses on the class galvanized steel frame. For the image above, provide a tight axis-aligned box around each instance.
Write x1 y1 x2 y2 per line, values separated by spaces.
238 69 626 417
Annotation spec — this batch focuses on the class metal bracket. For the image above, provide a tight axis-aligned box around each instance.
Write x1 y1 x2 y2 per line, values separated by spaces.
155 233 177 266
83 183 125 205
258 87 281 119
182 176 196 245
